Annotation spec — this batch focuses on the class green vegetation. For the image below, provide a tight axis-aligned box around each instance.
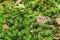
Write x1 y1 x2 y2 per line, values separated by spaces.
0 0 60 40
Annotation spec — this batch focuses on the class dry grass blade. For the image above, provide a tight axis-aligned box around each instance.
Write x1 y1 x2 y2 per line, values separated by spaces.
54 37 60 40
0 1 9 5
14 0 22 6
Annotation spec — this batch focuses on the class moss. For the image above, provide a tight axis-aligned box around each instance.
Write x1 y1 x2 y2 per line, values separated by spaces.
0 0 60 40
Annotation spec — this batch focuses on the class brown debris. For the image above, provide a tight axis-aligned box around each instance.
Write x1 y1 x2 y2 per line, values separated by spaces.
54 37 60 40
14 0 22 6
58 30 60 34
56 18 60 25
36 16 50 25
2 24 9 31
30 23 33 33
30 23 33 28
49 25 55 28
30 29 33 33
58 27 60 34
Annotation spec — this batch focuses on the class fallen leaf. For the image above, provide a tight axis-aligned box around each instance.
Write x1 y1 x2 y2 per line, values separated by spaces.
30 29 33 33
49 25 55 28
58 27 60 33
36 16 50 25
56 18 60 25
2 24 9 31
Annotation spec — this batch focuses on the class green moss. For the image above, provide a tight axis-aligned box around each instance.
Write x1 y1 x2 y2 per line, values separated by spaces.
0 0 60 40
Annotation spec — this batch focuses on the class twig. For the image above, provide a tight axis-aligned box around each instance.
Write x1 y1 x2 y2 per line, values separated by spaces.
14 0 22 6
8 13 21 21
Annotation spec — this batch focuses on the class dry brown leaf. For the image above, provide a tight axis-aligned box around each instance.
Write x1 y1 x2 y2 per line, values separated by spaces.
14 0 22 6
2 24 9 30
58 27 60 34
49 25 55 28
54 37 60 40
30 29 33 33
58 30 60 34
56 18 60 25
36 16 50 25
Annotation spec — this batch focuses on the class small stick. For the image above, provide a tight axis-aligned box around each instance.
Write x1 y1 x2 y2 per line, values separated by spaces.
14 0 22 6
8 13 21 21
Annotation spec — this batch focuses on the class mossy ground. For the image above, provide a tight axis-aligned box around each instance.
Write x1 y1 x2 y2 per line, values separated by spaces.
0 0 60 40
